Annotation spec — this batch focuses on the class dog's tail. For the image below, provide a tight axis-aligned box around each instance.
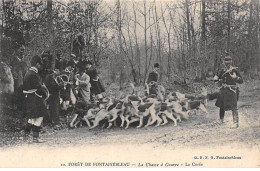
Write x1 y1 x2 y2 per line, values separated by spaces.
207 92 219 101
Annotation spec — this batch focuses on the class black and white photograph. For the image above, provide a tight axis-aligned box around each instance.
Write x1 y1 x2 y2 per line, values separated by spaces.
0 0 259 168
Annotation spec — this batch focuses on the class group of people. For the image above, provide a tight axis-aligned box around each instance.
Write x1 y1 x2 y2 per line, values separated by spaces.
0 45 244 143
12 47 104 143
147 56 244 129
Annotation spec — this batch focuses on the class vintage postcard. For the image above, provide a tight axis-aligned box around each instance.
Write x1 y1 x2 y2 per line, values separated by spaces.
0 0 259 168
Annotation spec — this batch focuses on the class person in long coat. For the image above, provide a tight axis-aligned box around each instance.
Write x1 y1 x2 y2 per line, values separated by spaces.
10 46 28 110
55 53 66 72
60 60 76 110
145 63 160 96
85 61 105 103
75 67 91 104
214 56 243 128
23 55 49 143
45 70 63 125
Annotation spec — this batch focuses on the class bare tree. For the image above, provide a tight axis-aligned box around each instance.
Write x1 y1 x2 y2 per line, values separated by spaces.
47 0 55 70
227 0 231 51
161 2 172 80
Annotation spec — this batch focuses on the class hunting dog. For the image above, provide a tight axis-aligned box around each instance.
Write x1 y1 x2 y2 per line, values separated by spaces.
168 88 218 118
88 99 126 129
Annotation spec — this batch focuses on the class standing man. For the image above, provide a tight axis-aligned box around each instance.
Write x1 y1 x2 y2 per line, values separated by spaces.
75 66 91 104
23 55 49 143
70 54 80 74
45 69 63 126
214 56 243 128
10 45 28 110
55 52 65 72
85 61 105 103
70 54 79 66
72 35 85 59
145 63 160 96
60 60 76 110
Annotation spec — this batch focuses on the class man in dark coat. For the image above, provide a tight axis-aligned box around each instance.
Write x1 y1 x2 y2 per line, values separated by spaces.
60 60 76 110
69 53 80 74
40 51 53 81
76 55 88 71
85 61 105 103
145 63 160 96
45 69 63 125
55 53 66 72
23 55 49 143
10 45 28 110
214 56 243 128
72 35 85 59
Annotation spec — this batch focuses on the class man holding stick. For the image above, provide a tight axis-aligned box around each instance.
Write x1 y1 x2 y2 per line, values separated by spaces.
214 56 243 129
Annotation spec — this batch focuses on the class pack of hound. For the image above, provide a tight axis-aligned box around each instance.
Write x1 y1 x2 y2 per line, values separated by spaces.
61 82 218 129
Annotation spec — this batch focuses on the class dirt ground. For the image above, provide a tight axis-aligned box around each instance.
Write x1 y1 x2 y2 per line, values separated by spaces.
0 76 260 167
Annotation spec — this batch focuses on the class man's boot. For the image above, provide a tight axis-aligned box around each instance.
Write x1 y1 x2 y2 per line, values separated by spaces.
230 123 239 129
230 109 239 129
32 126 46 143
219 108 225 124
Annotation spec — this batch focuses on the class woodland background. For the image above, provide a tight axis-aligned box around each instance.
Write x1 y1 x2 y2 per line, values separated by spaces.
0 0 260 88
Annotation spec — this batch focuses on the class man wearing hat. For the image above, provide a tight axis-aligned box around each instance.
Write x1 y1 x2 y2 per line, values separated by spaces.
214 55 243 128
145 63 160 96
60 60 76 109
23 55 49 143
10 45 28 110
75 66 91 104
45 69 63 125
70 54 78 66
55 52 66 72
40 50 53 80
70 53 81 74
85 61 105 103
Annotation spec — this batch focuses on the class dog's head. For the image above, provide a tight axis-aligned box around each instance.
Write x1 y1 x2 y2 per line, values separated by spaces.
115 100 124 109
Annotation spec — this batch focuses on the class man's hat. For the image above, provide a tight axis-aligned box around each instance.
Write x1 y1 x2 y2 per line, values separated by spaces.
154 63 160 68
223 56 232 64
30 55 43 66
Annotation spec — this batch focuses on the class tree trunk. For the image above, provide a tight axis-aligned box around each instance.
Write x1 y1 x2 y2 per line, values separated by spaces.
154 4 161 81
117 0 123 89
47 0 55 70
200 0 206 80
161 3 171 81
143 0 149 84
0 0 3 62
126 14 138 85
148 6 153 81
133 2 141 84
245 0 253 73
227 0 231 51
256 0 260 71
185 0 191 59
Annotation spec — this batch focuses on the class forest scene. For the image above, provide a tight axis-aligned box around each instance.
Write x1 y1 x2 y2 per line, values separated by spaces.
0 0 259 168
